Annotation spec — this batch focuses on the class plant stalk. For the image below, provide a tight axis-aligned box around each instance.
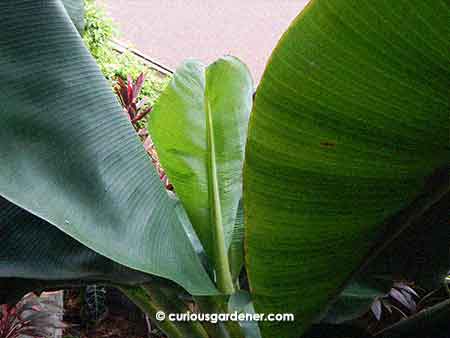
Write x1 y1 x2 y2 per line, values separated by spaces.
205 100 234 294
142 283 211 338
195 296 245 338
118 284 209 338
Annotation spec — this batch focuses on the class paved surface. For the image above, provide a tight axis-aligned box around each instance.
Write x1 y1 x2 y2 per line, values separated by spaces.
100 0 309 82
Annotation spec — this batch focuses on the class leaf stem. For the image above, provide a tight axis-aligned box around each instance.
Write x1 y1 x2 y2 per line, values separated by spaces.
195 296 245 338
205 100 234 294
118 284 209 338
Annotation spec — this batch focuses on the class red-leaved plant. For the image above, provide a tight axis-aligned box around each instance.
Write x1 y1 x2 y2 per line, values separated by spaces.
114 73 173 191
114 73 152 126
0 293 67 338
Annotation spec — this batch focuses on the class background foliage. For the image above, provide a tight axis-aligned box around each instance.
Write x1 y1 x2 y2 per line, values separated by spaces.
83 0 169 105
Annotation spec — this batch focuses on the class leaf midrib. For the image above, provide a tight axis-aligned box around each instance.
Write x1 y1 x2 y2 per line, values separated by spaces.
205 93 234 294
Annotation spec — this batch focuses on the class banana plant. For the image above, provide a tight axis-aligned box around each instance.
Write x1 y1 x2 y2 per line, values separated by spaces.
0 0 448 338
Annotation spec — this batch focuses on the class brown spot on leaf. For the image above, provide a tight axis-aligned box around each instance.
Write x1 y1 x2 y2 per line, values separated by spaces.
320 141 336 148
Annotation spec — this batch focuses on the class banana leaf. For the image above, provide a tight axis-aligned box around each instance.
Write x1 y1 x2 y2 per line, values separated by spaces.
61 0 84 34
149 57 253 292
244 0 449 336
0 0 216 296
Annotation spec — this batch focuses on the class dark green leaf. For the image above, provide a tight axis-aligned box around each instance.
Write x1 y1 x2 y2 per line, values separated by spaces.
375 299 450 338
323 191 450 324
0 0 216 295
0 197 150 283
363 191 450 290
61 0 84 34
319 282 384 324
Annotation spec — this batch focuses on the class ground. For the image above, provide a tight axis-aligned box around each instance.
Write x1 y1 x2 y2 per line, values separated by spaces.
99 0 309 82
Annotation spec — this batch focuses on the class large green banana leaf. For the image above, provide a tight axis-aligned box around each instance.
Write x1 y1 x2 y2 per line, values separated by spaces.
244 0 449 337
61 0 84 34
319 281 384 325
149 58 253 292
0 0 216 295
0 196 154 304
0 197 150 283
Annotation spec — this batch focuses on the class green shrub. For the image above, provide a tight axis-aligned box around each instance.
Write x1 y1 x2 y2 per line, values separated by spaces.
82 0 169 105
82 0 114 70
